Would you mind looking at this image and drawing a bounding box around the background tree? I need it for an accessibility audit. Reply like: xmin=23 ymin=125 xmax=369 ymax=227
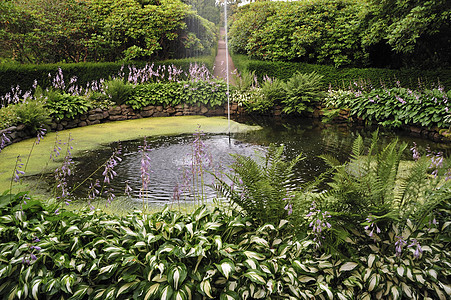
xmin=362 ymin=0 xmax=450 ymax=68
xmin=0 ymin=0 xmax=217 ymax=63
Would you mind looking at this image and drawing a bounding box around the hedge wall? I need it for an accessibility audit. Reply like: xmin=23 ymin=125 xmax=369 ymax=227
xmin=0 ymin=57 xmax=214 ymax=97
xmin=233 ymin=55 xmax=451 ymax=90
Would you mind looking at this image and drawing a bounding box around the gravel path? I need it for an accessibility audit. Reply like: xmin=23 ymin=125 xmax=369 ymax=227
xmin=213 ymin=28 xmax=236 ymax=85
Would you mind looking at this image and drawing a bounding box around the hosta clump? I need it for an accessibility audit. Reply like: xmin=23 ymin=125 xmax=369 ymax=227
xmin=334 ymin=85 xmax=451 ymax=129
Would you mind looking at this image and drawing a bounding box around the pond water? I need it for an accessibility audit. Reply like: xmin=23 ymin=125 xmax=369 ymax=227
xmin=59 ymin=117 xmax=450 ymax=209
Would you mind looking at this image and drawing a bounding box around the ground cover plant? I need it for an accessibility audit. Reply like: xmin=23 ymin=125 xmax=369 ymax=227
xmin=0 ymin=126 xmax=450 ymax=299
xmin=324 ymin=82 xmax=451 ymax=130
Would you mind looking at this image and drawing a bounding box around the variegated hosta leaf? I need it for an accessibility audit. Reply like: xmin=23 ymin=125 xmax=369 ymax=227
xmin=250 ymin=236 xmax=269 ymax=248
xmin=200 ymin=279 xmax=214 ymax=298
xmin=243 ymin=251 xmax=266 ymax=260
xmin=243 ymin=258 xmax=259 ymax=271
xmin=339 ymin=262 xmax=359 ymax=273
xmin=204 ymin=222 xmax=223 ymax=231
xmin=160 ymin=284 xmax=174 ymax=300
xmin=167 ymin=263 xmax=188 ymax=290
xmin=243 ymin=270 xmax=266 ymax=285
xmin=318 ymin=283 xmax=334 ymax=300
xmin=220 ymin=290 xmax=240 ymax=300
xmin=144 ymin=283 xmax=160 ymax=300
xmin=215 ymin=259 xmax=235 ymax=280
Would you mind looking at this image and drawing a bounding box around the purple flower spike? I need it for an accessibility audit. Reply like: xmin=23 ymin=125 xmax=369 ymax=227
xmin=408 ymin=239 xmax=423 ymax=259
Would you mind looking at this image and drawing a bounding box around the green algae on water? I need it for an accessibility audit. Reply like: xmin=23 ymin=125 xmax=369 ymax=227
xmin=0 ymin=116 xmax=260 ymax=192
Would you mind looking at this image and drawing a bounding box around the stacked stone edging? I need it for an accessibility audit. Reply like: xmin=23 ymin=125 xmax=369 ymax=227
xmin=0 ymin=103 xmax=248 ymax=147
xmin=1 ymin=104 xmax=450 ymax=149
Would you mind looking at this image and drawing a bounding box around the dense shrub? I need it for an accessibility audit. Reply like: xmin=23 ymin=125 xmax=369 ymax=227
xmin=234 ymin=56 xmax=451 ymax=90
xmin=230 ymin=0 xmax=369 ymax=67
xmin=43 ymin=92 xmax=91 ymax=121
xmin=281 ymin=72 xmax=325 ymax=114
xmin=103 ymin=78 xmax=133 ymax=106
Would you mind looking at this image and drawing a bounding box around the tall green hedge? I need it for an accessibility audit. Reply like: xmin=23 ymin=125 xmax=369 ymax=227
xmin=0 ymin=57 xmax=214 ymax=97
xmin=233 ymin=55 xmax=451 ymax=90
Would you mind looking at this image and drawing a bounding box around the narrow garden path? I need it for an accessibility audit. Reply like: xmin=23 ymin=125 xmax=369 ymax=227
xmin=213 ymin=28 xmax=236 ymax=85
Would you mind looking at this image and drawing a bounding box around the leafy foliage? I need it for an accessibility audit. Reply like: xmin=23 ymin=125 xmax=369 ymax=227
xmin=363 ymin=0 xmax=451 ymax=68
xmin=13 ymin=100 xmax=51 ymax=131
xmin=281 ymin=71 xmax=325 ymax=114
xmin=103 ymin=78 xmax=133 ymax=106
xmin=43 ymin=91 xmax=91 ymax=120
xmin=215 ymin=144 xmax=304 ymax=225
xmin=229 ymin=0 xmax=369 ymax=67
xmin=0 ymin=0 xmax=216 ymax=63
xmin=127 ymin=80 xmax=228 ymax=110
xmin=324 ymin=86 xmax=451 ymax=129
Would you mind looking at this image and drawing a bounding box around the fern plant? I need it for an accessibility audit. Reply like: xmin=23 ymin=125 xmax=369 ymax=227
xmin=103 ymin=78 xmax=133 ymax=106
xmin=282 ymin=71 xmax=325 ymax=114
xmin=215 ymin=144 xmax=304 ymax=225
xmin=316 ymin=130 xmax=450 ymax=229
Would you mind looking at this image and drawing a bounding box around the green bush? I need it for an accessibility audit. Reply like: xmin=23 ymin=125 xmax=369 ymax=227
xmin=324 ymin=87 xmax=451 ymax=129
xmin=13 ymin=100 xmax=51 ymax=131
xmin=229 ymin=1 xmax=368 ymax=67
xmin=0 ymin=105 xmax=18 ymax=130
xmin=103 ymin=78 xmax=133 ymax=106
xmin=127 ymin=80 xmax=228 ymax=110
xmin=215 ymin=144 xmax=304 ymax=225
xmin=282 ymin=72 xmax=325 ymax=114
xmin=43 ymin=92 xmax=91 ymax=121
xmin=232 ymin=54 xmax=451 ymax=90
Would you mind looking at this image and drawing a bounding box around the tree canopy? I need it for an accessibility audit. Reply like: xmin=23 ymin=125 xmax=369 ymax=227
xmin=229 ymin=0 xmax=450 ymax=69
xmin=0 ymin=0 xmax=219 ymax=63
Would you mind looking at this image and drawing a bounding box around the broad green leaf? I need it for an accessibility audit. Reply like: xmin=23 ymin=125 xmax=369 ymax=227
xmin=200 ymin=280 xmax=214 ymax=298
xmin=318 ymin=283 xmax=333 ymax=300
xmin=367 ymin=273 xmax=379 ymax=292
xmin=204 ymin=222 xmax=223 ymax=231
xmin=173 ymin=289 xmax=188 ymax=300
xmin=116 ymin=281 xmax=138 ymax=297
xmin=71 ymin=285 xmax=90 ymax=300
xmin=397 ymin=266 xmax=405 ymax=277
xmin=298 ymin=276 xmax=316 ymax=283
xmin=401 ymin=282 xmax=412 ymax=298
xmin=31 ymin=279 xmax=42 ymax=300
xmin=243 ymin=251 xmax=265 ymax=260
xmin=160 ymin=285 xmax=174 ymax=300
xmin=243 ymin=270 xmax=266 ymax=285
xmin=215 ymin=259 xmax=235 ymax=280
xmin=367 ymin=254 xmax=376 ymax=268
xmin=339 ymin=262 xmax=358 ymax=272
xmin=250 ymin=236 xmax=269 ymax=248
xmin=220 ymin=291 xmax=240 ymax=300
xmin=168 ymin=263 xmax=187 ymax=290
xmin=144 ymin=283 xmax=160 ymax=300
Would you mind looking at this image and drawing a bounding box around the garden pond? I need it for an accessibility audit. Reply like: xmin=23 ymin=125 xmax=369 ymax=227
xmin=53 ymin=117 xmax=451 ymax=210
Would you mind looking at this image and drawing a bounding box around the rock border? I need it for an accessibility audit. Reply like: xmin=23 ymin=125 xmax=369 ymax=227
xmin=1 ymin=103 xmax=450 ymax=149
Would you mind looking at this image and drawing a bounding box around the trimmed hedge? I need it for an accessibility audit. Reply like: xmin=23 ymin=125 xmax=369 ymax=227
xmin=233 ymin=55 xmax=451 ymax=90
xmin=0 ymin=57 xmax=215 ymax=97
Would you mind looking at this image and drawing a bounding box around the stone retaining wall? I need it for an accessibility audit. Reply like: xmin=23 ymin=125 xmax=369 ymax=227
xmin=0 ymin=103 xmax=247 ymax=147
xmin=1 ymin=104 xmax=450 ymax=149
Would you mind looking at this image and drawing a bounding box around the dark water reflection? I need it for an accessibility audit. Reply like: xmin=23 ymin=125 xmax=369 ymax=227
xmin=66 ymin=117 xmax=451 ymax=207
